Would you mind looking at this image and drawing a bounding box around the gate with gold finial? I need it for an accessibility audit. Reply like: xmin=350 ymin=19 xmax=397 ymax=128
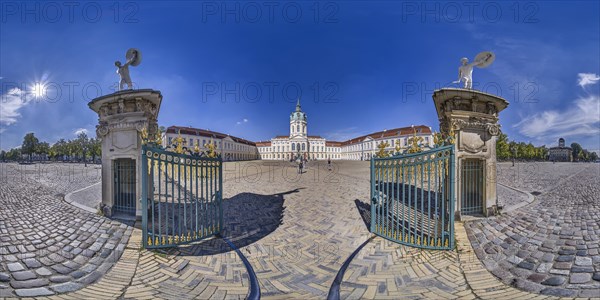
xmin=370 ymin=144 xmax=455 ymax=250
xmin=140 ymin=135 xmax=223 ymax=248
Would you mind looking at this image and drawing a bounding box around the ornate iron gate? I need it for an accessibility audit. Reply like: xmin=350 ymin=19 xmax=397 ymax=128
xmin=370 ymin=145 xmax=455 ymax=250
xmin=141 ymin=145 xmax=223 ymax=248
xmin=113 ymin=158 xmax=137 ymax=215
xmin=460 ymin=159 xmax=484 ymax=215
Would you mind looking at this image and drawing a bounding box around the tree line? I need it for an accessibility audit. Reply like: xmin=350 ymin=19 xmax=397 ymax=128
xmin=496 ymin=133 xmax=598 ymax=162
xmin=0 ymin=132 xmax=101 ymax=163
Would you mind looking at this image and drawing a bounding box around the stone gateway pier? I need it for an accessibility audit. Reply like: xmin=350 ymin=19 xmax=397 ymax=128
xmin=88 ymin=89 xmax=162 ymax=218
xmin=433 ymin=88 xmax=508 ymax=219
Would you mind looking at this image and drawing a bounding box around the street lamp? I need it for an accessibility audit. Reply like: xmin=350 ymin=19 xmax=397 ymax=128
xmin=83 ymin=145 xmax=89 ymax=167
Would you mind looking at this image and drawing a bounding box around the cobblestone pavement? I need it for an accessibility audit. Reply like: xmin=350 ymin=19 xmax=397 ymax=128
xmin=466 ymin=162 xmax=600 ymax=298
xmin=0 ymin=163 xmax=133 ymax=298
xmin=1 ymin=161 xmax=599 ymax=299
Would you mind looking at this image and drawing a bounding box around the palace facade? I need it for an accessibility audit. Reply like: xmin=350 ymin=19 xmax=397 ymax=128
xmin=164 ymin=100 xmax=434 ymax=161
xmin=163 ymin=126 xmax=259 ymax=161
xmin=548 ymin=138 xmax=573 ymax=162
xmin=256 ymin=100 xmax=434 ymax=161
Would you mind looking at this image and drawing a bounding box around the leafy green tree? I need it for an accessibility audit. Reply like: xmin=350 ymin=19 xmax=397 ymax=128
xmin=22 ymin=133 xmax=39 ymax=161
xmin=6 ymin=148 xmax=21 ymax=161
xmin=76 ymin=132 xmax=89 ymax=163
xmin=496 ymin=133 xmax=511 ymax=159
xmin=50 ymin=139 xmax=68 ymax=160
xmin=89 ymin=138 xmax=101 ymax=162
xmin=0 ymin=150 xmax=5 ymax=161
xmin=35 ymin=142 xmax=50 ymax=160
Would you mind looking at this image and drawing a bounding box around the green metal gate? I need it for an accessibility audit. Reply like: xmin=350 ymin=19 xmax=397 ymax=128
xmin=460 ymin=159 xmax=484 ymax=215
xmin=141 ymin=145 xmax=223 ymax=248
xmin=370 ymin=145 xmax=455 ymax=250
xmin=113 ymin=158 xmax=137 ymax=215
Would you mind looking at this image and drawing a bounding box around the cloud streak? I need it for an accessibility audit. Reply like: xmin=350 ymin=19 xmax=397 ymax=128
xmin=577 ymin=73 xmax=600 ymax=88
xmin=514 ymin=95 xmax=600 ymax=142
xmin=0 ymin=88 xmax=32 ymax=126
xmin=236 ymin=118 xmax=249 ymax=125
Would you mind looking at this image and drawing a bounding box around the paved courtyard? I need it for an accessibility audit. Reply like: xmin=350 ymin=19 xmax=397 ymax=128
xmin=0 ymin=164 xmax=133 ymax=297
xmin=466 ymin=162 xmax=600 ymax=298
xmin=0 ymin=161 xmax=599 ymax=299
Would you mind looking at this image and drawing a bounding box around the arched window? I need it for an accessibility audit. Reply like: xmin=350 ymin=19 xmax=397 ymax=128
xmin=302 ymin=143 xmax=305 ymax=150
xmin=297 ymin=124 xmax=300 ymax=132
xmin=292 ymin=143 xmax=295 ymax=151
xmin=297 ymin=143 xmax=301 ymax=151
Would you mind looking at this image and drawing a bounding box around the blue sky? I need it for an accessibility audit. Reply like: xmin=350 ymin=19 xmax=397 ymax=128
xmin=1 ymin=1 xmax=599 ymax=151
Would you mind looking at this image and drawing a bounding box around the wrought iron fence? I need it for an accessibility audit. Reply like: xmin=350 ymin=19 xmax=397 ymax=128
xmin=370 ymin=145 xmax=455 ymax=250
xmin=141 ymin=144 xmax=223 ymax=248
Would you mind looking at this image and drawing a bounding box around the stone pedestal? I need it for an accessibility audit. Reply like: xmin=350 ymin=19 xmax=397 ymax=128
xmin=433 ymin=88 xmax=508 ymax=219
xmin=88 ymin=89 xmax=162 ymax=218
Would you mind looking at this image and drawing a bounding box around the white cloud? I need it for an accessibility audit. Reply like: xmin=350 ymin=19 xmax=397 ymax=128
xmin=236 ymin=118 xmax=249 ymax=125
xmin=74 ymin=128 xmax=89 ymax=136
xmin=243 ymin=118 xmax=248 ymax=123
xmin=0 ymin=88 xmax=31 ymax=126
xmin=578 ymin=73 xmax=600 ymax=88
xmin=514 ymin=95 xmax=600 ymax=142
xmin=0 ymin=127 xmax=5 ymax=134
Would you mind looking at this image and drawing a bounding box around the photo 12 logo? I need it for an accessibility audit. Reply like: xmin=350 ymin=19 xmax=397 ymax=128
xmin=1 ymin=1 xmax=139 ymax=24
xmin=200 ymin=1 xmax=339 ymax=24
xmin=201 ymin=81 xmax=340 ymax=104
xmin=400 ymin=1 xmax=540 ymax=24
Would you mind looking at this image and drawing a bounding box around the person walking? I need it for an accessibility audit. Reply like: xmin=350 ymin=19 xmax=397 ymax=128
xmin=298 ymin=160 xmax=303 ymax=174
xmin=327 ymin=157 xmax=332 ymax=171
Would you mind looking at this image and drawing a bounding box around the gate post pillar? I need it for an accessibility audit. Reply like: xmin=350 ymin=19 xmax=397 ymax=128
xmin=432 ymin=89 xmax=508 ymax=219
xmin=88 ymin=90 xmax=162 ymax=218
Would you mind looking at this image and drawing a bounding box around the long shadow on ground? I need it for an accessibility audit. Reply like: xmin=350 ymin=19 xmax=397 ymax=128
xmin=354 ymin=199 xmax=371 ymax=230
xmin=158 ymin=189 xmax=299 ymax=256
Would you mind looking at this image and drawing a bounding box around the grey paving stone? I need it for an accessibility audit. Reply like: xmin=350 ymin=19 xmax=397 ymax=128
xmin=35 ymin=268 xmax=53 ymax=276
xmin=556 ymin=255 xmax=574 ymax=262
xmin=14 ymin=287 xmax=54 ymax=297
xmin=6 ymin=263 xmax=24 ymax=272
xmin=49 ymin=275 xmax=71 ymax=283
xmin=11 ymin=271 xmax=36 ymax=281
xmin=574 ymin=256 xmax=592 ymax=266
xmin=553 ymin=262 xmax=572 ymax=269
xmin=22 ymin=258 xmax=42 ymax=269
xmin=571 ymin=266 xmax=594 ymax=273
xmin=517 ymin=261 xmax=535 ymax=270
xmin=50 ymin=282 xmax=83 ymax=293
xmin=542 ymin=276 xmax=566 ymax=286
xmin=10 ymin=278 xmax=49 ymax=289
xmin=570 ymin=273 xmax=592 ymax=284
xmin=540 ymin=287 xmax=576 ymax=297
xmin=0 ymin=273 xmax=10 ymax=282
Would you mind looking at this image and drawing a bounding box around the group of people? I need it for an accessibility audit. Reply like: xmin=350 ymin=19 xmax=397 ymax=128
xmin=296 ymin=157 xmax=333 ymax=174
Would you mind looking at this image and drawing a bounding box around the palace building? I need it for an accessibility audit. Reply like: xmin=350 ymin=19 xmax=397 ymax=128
xmin=165 ymin=100 xmax=434 ymax=161
xmin=163 ymin=126 xmax=259 ymax=161
xmin=548 ymin=138 xmax=573 ymax=162
xmin=255 ymin=100 xmax=434 ymax=161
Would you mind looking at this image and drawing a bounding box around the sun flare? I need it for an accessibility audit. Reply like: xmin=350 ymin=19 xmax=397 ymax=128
xmin=31 ymin=82 xmax=46 ymax=98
